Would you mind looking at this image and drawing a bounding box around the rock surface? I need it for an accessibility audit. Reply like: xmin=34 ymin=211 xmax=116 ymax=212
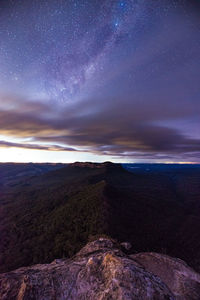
xmin=0 ymin=238 xmax=199 ymax=299
xmin=131 ymin=252 xmax=200 ymax=300
xmin=120 ymin=241 xmax=132 ymax=250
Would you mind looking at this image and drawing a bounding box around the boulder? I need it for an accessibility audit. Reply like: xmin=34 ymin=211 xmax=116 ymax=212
xmin=131 ymin=252 xmax=200 ymax=300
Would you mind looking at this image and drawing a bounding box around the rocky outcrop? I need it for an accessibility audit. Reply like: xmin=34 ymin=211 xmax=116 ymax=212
xmin=131 ymin=252 xmax=200 ymax=300
xmin=0 ymin=238 xmax=199 ymax=300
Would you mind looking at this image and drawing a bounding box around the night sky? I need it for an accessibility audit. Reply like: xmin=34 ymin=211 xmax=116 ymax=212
xmin=0 ymin=0 xmax=200 ymax=163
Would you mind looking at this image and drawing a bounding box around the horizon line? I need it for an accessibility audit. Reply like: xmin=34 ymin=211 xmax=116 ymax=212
xmin=0 ymin=161 xmax=199 ymax=165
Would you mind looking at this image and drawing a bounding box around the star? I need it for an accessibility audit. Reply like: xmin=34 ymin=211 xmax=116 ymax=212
xmin=114 ymin=21 xmax=119 ymax=27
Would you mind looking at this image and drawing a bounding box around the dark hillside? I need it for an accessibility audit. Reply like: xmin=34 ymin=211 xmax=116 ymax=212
xmin=0 ymin=163 xmax=109 ymax=272
xmin=0 ymin=163 xmax=65 ymax=188
xmin=0 ymin=162 xmax=200 ymax=273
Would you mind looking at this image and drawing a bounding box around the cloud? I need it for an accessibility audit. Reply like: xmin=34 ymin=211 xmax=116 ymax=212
xmin=0 ymin=93 xmax=199 ymax=162
xmin=0 ymin=140 xmax=79 ymax=152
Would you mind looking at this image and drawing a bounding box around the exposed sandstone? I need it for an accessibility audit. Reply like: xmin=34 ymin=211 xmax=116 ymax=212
xmin=131 ymin=252 xmax=200 ymax=300
xmin=0 ymin=238 xmax=198 ymax=300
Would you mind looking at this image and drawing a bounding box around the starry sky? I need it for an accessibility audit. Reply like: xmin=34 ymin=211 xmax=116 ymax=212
xmin=0 ymin=0 xmax=200 ymax=163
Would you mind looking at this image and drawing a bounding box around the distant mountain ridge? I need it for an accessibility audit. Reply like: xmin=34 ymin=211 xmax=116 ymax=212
xmin=0 ymin=163 xmax=65 ymax=187
xmin=0 ymin=162 xmax=200 ymax=274
xmin=69 ymin=161 xmax=121 ymax=168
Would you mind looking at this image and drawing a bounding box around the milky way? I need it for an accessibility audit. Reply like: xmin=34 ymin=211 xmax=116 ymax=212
xmin=0 ymin=0 xmax=200 ymax=162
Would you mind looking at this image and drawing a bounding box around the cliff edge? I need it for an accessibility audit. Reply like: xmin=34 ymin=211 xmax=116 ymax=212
xmin=0 ymin=238 xmax=200 ymax=300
